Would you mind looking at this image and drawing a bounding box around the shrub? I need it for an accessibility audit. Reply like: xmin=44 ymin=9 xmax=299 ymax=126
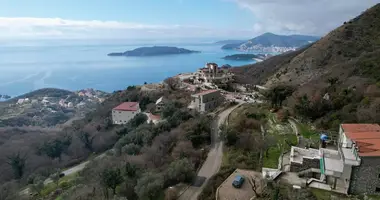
xmin=122 ymin=144 xmax=141 ymax=155
xmin=59 ymin=181 xmax=71 ymax=189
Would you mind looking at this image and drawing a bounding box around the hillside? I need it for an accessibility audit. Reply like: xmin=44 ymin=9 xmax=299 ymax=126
xmin=222 ymin=53 xmax=270 ymax=61
xmin=0 ymin=88 xmax=108 ymax=127
xmin=222 ymin=33 xmax=319 ymax=52
xmin=233 ymin=3 xmax=380 ymax=130
xmin=4 ymin=88 xmax=73 ymax=103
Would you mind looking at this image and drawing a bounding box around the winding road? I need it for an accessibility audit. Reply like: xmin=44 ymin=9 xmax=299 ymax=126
xmin=179 ymin=103 xmax=243 ymax=200
xmin=21 ymin=103 xmax=242 ymax=198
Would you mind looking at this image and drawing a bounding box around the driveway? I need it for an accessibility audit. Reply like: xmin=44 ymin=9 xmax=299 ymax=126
xmin=179 ymin=103 xmax=243 ymax=200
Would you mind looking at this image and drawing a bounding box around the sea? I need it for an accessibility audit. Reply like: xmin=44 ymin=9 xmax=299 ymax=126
xmin=0 ymin=39 xmax=260 ymax=97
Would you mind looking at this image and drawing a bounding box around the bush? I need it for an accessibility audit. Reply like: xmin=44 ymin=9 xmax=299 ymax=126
xmin=135 ymin=172 xmax=164 ymax=200
xmin=59 ymin=181 xmax=71 ymax=189
xmin=122 ymin=144 xmax=141 ymax=155
xmin=164 ymin=158 xmax=195 ymax=187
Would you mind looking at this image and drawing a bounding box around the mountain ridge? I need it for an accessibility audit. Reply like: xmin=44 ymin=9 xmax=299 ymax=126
xmin=222 ymin=32 xmax=319 ymax=52
xmin=233 ymin=3 xmax=380 ymax=129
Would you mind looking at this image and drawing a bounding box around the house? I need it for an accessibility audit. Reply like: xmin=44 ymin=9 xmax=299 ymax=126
xmin=155 ymin=96 xmax=167 ymax=112
xmin=339 ymin=124 xmax=380 ymax=194
xmin=112 ymin=102 xmax=141 ymax=124
xmin=67 ymin=102 xmax=74 ymax=108
xmin=78 ymin=92 xmax=85 ymax=97
xmin=193 ymin=63 xmax=234 ymax=85
xmin=146 ymin=113 xmax=161 ymax=124
xmin=287 ymin=123 xmax=380 ymax=195
xmin=16 ymin=99 xmax=25 ymax=104
xmin=189 ymin=90 xmax=223 ymax=112
xmin=59 ymin=99 xmax=66 ymax=107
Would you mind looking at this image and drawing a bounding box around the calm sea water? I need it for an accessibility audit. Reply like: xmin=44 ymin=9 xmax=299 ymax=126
xmin=0 ymin=39 xmax=258 ymax=97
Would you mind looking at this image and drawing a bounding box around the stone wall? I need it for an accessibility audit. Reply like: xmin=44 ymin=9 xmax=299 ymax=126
xmin=349 ymin=157 xmax=380 ymax=194
xmin=290 ymin=158 xmax=320 ymax=172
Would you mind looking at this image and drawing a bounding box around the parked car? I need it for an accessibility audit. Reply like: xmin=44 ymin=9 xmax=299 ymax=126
xmin=232 ymin=175 xmax=245 ymax=188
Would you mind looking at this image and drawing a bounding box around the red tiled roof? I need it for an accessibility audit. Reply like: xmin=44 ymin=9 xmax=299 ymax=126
xmin=344 ymin=126 xmax=380 ymax=156
xmin=113 ymin=102 xmax=139 ymax=111
xmin=353 ymin=139 xmax=380 ymax=156
xmin=193 ymin=89 xmax=219 ymax=96
xmin=149 ymin=113 xmax=161 ymax=121
xmin=341 ymin=124 xmax=380 ymax=133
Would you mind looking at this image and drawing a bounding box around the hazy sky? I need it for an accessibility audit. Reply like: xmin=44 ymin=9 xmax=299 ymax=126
xmin=0 ymin=0 xmax=379 ymax=39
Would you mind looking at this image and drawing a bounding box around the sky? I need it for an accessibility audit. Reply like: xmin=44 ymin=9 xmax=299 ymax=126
xmin=0 ymin=0 xmax=379 ymax=39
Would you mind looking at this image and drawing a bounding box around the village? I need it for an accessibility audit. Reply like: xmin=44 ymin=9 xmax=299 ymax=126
xmin=109 ymin=62 xmax=380 ymax=199
xmin=0 ymin=88 xmax=108 ymax=127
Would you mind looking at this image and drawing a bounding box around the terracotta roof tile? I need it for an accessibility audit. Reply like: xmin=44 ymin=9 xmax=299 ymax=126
xmin=341 ymin=124 xmax=380 ymax=133
xmin=344 ymin=125 xmax=380 ymax=156
xmin=113 ymin=102 xmax=139 ymax=111
xmin=149 ymin=113 xmax=161 ymax=121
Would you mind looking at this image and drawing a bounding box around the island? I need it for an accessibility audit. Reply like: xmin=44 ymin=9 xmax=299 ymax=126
xmin=108 ymin=46 xmax=200 ymax=57
xmin=222 ymin=54 xmax=272 ymax=61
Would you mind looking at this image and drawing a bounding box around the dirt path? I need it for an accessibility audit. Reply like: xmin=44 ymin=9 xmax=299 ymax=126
xmin=288 ymin=119 xmax=306 ymax=148
xmin=178 ymin=103 xmax=243 ymax=200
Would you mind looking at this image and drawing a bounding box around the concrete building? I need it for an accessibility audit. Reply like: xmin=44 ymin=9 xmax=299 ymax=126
xmin=339 ymin=124 xmax=380 ymax=194
xmin=189 ymin=90 xmax=223 ymax=112
xmin=17 ymin=99 xmax=25 ymax=104
xmin=287 ymin=123 xmax=380 ymax=195
xmin=155 ymin=96 xmax=167 ymax=112
xmin=112 ymin=102 xmax=141 ymax=124
xmin=193 ymin=63 xmax=234 ymax=85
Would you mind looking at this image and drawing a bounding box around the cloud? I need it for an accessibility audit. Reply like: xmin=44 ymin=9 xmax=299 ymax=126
xmin=233 ymin=0 xmax=380 ymax=36
xmin=0 ymin=17 xmax=253 ymax=39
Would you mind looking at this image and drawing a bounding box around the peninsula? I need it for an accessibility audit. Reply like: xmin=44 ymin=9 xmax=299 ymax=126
xmin=222 ymin=54 xmax=272 ymax=61
xmin=108 ymin=46 xmax=200 ymax=57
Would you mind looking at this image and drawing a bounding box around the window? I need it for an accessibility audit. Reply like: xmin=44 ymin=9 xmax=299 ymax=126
xmin=132 ymin=112 xmax=134 ymax=114
xmin=376 ymin=187 xmax=380 ymax=192
xmin=378 ymin=174 xmax=380 ymax=178
xmin=119 ymin=111 xmax=121 ymax=114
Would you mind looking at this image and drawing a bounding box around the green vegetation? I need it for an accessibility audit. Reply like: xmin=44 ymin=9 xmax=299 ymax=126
xmin=263 ymin=112 xmax=297 ymax=168
xmin=233 ymin=4 xmax=380 ymax=131
xmin=37 ymin=135 xmax=72 ymax=161
xmin=222 ymin=54 xmax=263 ymax=60
xmin=265 ymin=85 xmax=295 ymax=108
xmin=263 ymin=133 xmax=297 ymax=169
xmin=108 ymin=46 xmax=200 ymax=57
xmin=296 ymin=122 xmax=319 ymax=140
xmin=5 ymin=152 xmax=27 ymax=179
xmin=199 ymin=104 xmax=267 ymax=200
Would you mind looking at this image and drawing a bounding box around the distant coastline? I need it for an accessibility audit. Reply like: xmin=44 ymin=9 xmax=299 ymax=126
xmin=222 ymin=54 xmax=272 ymax=61
xmin=108 ymin=46 xmax=200 ymax=57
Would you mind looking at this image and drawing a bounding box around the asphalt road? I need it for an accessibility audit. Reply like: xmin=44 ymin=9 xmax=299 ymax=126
xmin=20 ymin=153 xmax=106 ymax=195
xmin=178 ymin=103 xmax=243 ymax=200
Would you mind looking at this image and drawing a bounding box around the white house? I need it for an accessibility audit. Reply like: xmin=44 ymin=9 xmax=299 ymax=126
xmin=155 ymin=96 xmax=167 ymax=112
xmin=17 ymin=99 xmax=25 ymax=104
xmin=112 ymin=102 xmax=141 ymax=124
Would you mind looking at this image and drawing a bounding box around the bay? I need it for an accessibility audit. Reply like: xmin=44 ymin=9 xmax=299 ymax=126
xmin=0 ymin=39 xmax=258 ymax=96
